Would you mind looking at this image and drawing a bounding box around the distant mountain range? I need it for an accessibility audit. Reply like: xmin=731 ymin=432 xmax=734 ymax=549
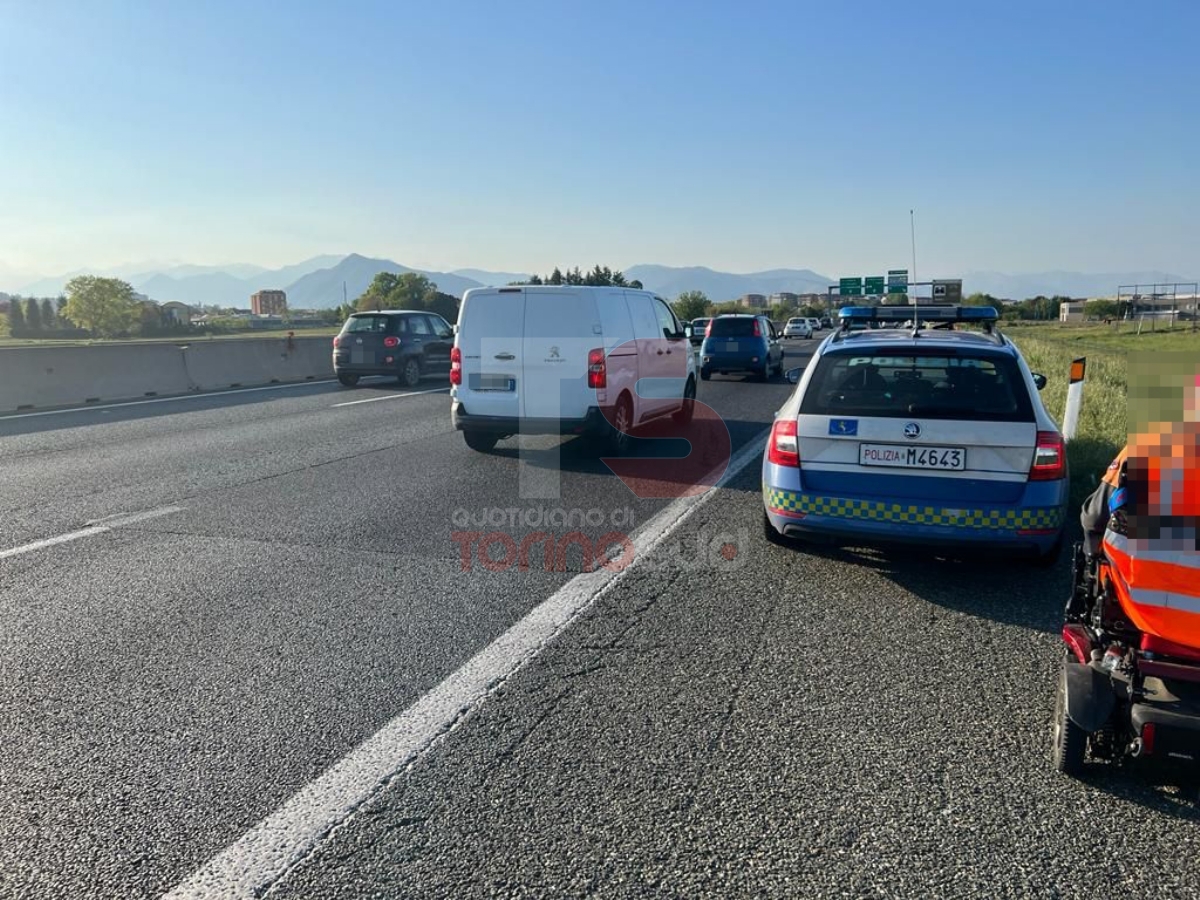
xmin=8 ymin=257 xmax=1194 ymax=308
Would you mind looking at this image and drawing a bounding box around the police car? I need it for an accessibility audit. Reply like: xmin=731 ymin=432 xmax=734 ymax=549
xmin=762 ymin=305 xmax=1068 ymax=563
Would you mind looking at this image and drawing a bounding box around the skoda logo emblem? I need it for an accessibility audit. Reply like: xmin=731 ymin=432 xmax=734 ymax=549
xmin=903 ymin=422 xmax=921 ymax=439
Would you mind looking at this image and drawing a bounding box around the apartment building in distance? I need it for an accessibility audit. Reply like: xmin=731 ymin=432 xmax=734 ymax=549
xmin=737 ymin=293 xmax=767 ymax=309
xmin=250 ymin=289 xmax=288 ymax=316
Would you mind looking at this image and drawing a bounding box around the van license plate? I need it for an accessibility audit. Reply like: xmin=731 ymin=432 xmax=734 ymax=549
xmin=859 ymin=443 xmax=965 ymax=471
xmin=472 ymin=374 xmax=515 ymax=392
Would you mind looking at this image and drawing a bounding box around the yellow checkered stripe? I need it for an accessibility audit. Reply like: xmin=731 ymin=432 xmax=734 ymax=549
xmin=764 ymin=488 xmax=1064 ymax=531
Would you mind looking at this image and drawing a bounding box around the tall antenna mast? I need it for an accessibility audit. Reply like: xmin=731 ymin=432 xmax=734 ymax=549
xmin=910 ymin=209 xmax=919 ymax=336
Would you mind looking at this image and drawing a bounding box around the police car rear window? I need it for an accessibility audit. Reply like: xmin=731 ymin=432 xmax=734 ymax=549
xmin=800 ymin=351 xmax=1034 ymax=422
xmin=709 ymin=318 xmax=757 ymax=337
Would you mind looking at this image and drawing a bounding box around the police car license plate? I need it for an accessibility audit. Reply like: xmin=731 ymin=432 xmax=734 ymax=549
xmin=859 ymin=443 xmax=965 ymax=471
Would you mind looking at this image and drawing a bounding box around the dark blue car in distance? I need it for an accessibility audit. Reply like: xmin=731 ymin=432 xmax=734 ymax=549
xmin=700 ymin=314 xmax=784 ymax=382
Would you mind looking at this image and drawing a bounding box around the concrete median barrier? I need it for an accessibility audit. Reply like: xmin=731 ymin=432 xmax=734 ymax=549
xmin=0 ymin=336 xmax=336 ymax=412
xmin=181 ymin=336 xmax=334 ymax=391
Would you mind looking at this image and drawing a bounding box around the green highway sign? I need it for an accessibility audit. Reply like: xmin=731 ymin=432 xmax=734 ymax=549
xmin=887 ymin=269 xmax=909 ymax=292
xmin=839 ymin=277 xmax=863 ymax=296
xmin=865 ymin=276 xmax=886 ymax=295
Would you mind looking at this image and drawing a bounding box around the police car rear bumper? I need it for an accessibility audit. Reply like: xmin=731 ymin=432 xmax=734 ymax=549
xmin=762 ymin=485 xmax=1064 ymax=556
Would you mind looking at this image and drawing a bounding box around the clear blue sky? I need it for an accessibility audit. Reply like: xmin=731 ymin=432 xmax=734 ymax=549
xmin=1 ymin=0 xmax=1197 ymax=282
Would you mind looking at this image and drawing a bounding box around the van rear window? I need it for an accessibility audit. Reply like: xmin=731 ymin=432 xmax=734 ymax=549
xmin=800 ymin=352 xmax=1034 ymax=421
xmin=709 ymin=318 xmax=757 ymax=337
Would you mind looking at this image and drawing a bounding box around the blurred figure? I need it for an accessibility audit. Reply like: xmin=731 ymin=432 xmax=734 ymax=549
xmin=1080 ymin=371 xmax=1200 ymax=647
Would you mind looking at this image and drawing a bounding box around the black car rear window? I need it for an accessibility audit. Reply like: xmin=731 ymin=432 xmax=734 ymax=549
xmin=344 ymin=315 xmax=402 ymax=334
xmin=800 ymin=351 xmax=1034 ymax=422
xmin=709 ymin=318 xmax=757 ymax=337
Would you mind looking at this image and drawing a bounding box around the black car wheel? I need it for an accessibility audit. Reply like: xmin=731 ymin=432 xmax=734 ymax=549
xmin=400 ymin=358 xmax=422 ymax=388
xmin=755 ymin=365 xmax=769 ymax=382
xmin=337 ymin=372 xmax=360 ymax=387
xmin=700 ymin=367 xmax=711 ymax=381
xmin=463 ymin=430 xmax=498 ymax=452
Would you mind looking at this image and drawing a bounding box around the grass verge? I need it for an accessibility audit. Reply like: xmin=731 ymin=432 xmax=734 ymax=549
xmin=1004 ymin=329 xmax=1127 ymax=512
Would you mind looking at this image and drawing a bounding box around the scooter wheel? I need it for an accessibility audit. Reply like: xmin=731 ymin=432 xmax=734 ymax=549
xmin=1052 ymin=657 xmax=1088 ymax=777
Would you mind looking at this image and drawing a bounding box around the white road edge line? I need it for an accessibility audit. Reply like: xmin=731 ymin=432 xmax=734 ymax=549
xmin=330 ymin=387 xmax=449 ymax=408
xmin=162 ymin=430 xmax=770 ymax=900
xmin=0 ymin=506 xmax=186 ymax=561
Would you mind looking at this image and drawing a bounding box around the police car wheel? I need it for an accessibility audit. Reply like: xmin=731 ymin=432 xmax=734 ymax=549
xmin=1031 ymin=535 xmax=1065 ymax=568
xmin=763 ymin=511 xmax=793 ymax=547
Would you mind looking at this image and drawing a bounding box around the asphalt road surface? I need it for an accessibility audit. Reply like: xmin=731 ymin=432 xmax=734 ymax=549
xmin=2 ymin=339 xmax=1198 ymax=900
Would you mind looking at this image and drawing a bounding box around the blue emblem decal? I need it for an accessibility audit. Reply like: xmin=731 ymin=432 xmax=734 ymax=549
xmin=829 ymin=418 xmax=858 ymax=436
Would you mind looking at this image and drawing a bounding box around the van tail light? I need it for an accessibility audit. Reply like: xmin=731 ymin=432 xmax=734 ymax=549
xmin=1029 ymin=431 xmax=1066 ymax=481
xmin=383 ymin=336 xmax=400 ymax=348
xmin=450 ymin=346 xmax=462 ymax=386
xmin=587 ymin=348 xmax=606 ymax=389
xmin=753 ymin=319 xmax=762 ymax=337
xmin=767 ymin=419 xmax=799 ymax=467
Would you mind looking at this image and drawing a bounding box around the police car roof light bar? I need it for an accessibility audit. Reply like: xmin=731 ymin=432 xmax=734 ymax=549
xmin=837 ymin=305 xmax=999 ymax=333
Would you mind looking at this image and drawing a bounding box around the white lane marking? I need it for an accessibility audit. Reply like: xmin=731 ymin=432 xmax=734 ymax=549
xmin=0 ymin=379 xmax=379 ymax=421
xmin=0 ymin=506 xmax=185 ymax=561
xmin=163 ymin=432 xmax=769 ymax=900
xmin=330 ymin=387 xmax=449 ymax=408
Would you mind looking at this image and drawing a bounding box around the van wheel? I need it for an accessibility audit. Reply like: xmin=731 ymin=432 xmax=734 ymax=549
xmin=400 ymin=358 xmax=422 ymax=388
xmin=463 ymin=430 xmax=498 ymax=453
xmin=673 ymin=378 xmax=696 ymax=425
xmin=606 ymin=396 xmax=634 ymax=457
xmin=337 ymin=373 xmax=360 ymax=387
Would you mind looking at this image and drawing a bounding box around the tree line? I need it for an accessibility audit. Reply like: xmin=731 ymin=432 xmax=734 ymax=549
xmin=353 ymin=271 xmax=459 ymax=322
xmin=511 ymin=265 xmax=643 ymax=289
xmin=2 ymin=295 xmax=71 ymax=336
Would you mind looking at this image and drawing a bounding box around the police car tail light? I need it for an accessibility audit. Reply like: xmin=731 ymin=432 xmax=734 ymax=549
xmin=587 ymin=348 xmax=606 ymax=389
xmin=1029 ymin=431 xmax=1066 ymax=481
xmin=768 ymin=419 xmax=799 ymax=467
xmin=450 ymin=346 xmax=462 ymax=386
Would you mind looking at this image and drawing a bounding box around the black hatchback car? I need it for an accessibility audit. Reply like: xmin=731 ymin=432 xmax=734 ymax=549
xmin=333 ymin=310 xmax=455 ymax=387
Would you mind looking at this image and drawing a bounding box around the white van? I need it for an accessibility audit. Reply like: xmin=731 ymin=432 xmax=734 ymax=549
xmin=450 ymin=286 xmax=698 ymax=453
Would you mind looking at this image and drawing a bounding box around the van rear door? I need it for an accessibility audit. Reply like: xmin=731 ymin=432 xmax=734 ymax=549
xmin=455 ymin=288 xmax=524 ymax=420
xmin=521 ymin=290 xmax=601 ymax=422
